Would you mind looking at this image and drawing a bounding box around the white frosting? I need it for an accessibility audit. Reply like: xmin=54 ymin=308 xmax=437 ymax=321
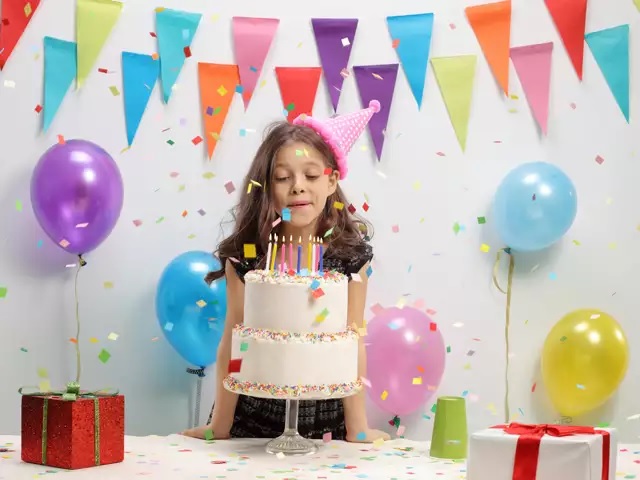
xmin=243 ymin=270 xmax=348 ymax=333
xmin=224 ymin=269 xmax=360 ymax=400
xmin=232 ymin=333 xmax=358 ymax=387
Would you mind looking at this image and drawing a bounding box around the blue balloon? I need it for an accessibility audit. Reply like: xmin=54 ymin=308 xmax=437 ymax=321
xmin=156 ymin=251 xmax=227 ymax=366
xmin=493 ymin=162 xmax=577 ymax=252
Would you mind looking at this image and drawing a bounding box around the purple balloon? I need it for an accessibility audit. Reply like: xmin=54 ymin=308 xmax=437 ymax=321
xmin=30 ymin=140 xmax=124 ymax=254
xmin=365 ymin=307 xmax=446 ymax=416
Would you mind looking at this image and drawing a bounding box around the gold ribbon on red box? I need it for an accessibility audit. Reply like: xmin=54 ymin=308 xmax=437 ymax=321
xmin=491 ymin=423 xmax=611 ymax=480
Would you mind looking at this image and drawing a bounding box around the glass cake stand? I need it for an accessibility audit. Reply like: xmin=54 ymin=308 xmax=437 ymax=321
xmin=265 ymin=399 xmax=319 ymax=456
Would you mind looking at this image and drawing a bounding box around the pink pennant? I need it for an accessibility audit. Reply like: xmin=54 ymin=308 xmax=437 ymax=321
xmin=510 ymin=42 xmax=553 ymax=135
xmin=232 ymin=17 xmax=279 ymax=110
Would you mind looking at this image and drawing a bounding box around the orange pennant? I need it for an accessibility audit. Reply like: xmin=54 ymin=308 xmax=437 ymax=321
xmin=197 ymin=63 xmax=239 ymax=159
xmin=465 ymin=0 xmax=511 ymax=95
xmin=275 ymin=67 xmax=322 ymax=122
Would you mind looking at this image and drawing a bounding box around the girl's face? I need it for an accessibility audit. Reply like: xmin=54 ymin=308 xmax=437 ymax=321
xmin=271 ymin=141 xmax=339 ymax=229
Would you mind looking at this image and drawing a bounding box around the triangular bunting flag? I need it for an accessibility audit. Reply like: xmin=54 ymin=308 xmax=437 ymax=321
xmin=198 ymin=63 xmax=240 ymax=159
xmin=585 ymin=25 xmax=630 ymax=122
xmin=156 ymin=8 xmax=201 ymax=103
xmin=352 ymin=64 xmax=399 ymax=160
xmin=431 ymin=56 xmax=477 ymax=151
xmin=510 ymin=42 xmax=553 ymax=134
xmin=634 ymin=0 xmax=640 ymax=11
xmin=76 ymin=0 xmax=123 ymax=88
xmin=386 ymin=13 xmax=434 ymax=108
xmin=544 ymin=0 xmax=587 ymax=79
xmin=311 ymin=18 xmax=358 ymax=112
xmin=43 ymin=37 xmax=77 ymax=132
xmin=465 ymin=1 xmax=511 ymax=95
xmin=275 ymin=67 xmax=322 ymax=122
xmin=232 ymin=17 xmax=279 ymax=110
xmin=122 ymin=52 xmax=160 ymax=146
xmin=0 ymin=0 xmax=41 ymax=69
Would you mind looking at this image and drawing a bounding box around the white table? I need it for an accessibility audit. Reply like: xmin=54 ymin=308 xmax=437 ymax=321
xmin=1 ymin=435 xmax=639 ymax=479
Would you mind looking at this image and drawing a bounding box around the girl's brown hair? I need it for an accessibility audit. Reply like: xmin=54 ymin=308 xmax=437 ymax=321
xmin=205 ymin=121 xmax=372 ymax=283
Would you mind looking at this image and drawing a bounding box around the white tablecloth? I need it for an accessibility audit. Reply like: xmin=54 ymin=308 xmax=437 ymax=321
xmin=1 ymin=435 xmax=639 ymax=479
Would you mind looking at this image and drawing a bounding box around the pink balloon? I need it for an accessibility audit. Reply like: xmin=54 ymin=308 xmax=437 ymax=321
xmin=365 ymin=307 xmax=445 ymax=416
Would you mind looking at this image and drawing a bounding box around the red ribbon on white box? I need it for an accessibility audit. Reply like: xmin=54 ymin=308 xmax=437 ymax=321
xmin=491 ymin=423 xmax=610 ymax=480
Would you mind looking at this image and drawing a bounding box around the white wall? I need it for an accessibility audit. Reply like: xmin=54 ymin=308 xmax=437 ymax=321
xmin=1 ymin=0 xmax=639 ymax=442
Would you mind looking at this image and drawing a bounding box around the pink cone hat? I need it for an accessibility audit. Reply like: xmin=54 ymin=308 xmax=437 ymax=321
xmin=292 ymin=100 xmax=380 ymax=179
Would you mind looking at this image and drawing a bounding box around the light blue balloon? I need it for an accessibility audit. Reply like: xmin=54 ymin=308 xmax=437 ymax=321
xmin=156 ymin=251 xmax=227 ymax=367
xmin=493 ymin=162 xmax=577 ymax=252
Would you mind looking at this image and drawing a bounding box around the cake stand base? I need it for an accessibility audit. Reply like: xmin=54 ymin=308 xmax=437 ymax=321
xmin=265 ymin=399 xmax=319 ymax=456
xmin=265 ymin=431 xmax=319 ymax=456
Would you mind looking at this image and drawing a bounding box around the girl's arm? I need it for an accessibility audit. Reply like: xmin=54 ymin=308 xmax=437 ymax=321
xmin=342 ymin=263 xmax=390 ymax=443
xmin=210 ymin=259 xmax=245 ymax=436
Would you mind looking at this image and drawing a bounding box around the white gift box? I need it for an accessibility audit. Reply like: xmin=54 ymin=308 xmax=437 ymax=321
xmin=467 ymin=425 xmax=617 ymax=480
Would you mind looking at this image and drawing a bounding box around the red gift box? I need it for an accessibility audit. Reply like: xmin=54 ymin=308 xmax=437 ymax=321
xmin=21 ymin=385 xmax=124 ymax=470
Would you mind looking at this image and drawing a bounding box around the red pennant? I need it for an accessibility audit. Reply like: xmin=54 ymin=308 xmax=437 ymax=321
xmin=0 ymin=0 xmax=41 ymax=69
xmin=275 ymin=67 xmax=322 ymax=122
xmin=544 ymin=0 xmax=587 ymax=79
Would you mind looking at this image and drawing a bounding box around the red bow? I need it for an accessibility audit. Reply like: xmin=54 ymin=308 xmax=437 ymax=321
xmin=491 ymin=423 xmax=610 ymax=480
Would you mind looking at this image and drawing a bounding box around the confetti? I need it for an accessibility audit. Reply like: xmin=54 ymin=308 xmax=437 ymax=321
xmin=4 ymin=79 xmax=15 ymax=88
xmin=281 ymin=208 xmax=291 ymax=221
xmin=477 ymin=216 xmax=486 ymax=224
xmin=480 ymin=243 xmax=490 ymax=253
xmin=164 ymin=322 xmax=174 ymax=332
xmin=334 ymin=201 xmax=344 ymax=210
xmin=98 ymin=349 xmax=111 ymax=363
xmin=0 ymin=287 xmax=7 ymax=299
xmin=224 ymin=181 xmax=236 ymax=194
xmin=103 ymin=281 xmax=113 ymax=289
xmin=397 ymin=425 xmax=406 ymax=436
xmin=595 ymin=155 xmax=605 ymax=165
xmin=323 ymin=227 xmax=334 ymax=237
xmin=191 ymin=136 xmax=203 ymax=145
xmin=183 ymin=46 xmax=192 ymax=57
xmin=392 ymin=225 xmax=399 ymax=233
xmin=39 ymin=380 xmax=51 ymax=392
xmin=217 ymin=85 xmax=227 ymax=96
xmin=204 ymin=429 xmax=214 ymax=441
xmin=412 ymin=377 xmax=422 ymax=385
xmin=108 ymin=86 xmax=120 ymax=96
xmin=323 ymin=432 xmax=332 ymax=443
xmin=244 ymin=244 xmax=257 ymax=258
xmin=37 ymin=367 xmax=48 ymax=378
xmin=362 ymin=202 xmax=370 ymax=212
xmin=341 ymin=37 xmax=351 ymax=46
xmin=89 ymin=337 xmax=98 ymax=344
xmin=240 ymin=342 xmax=249 ymax=352
xmin=380 ymin=390 xmax=389 ymax=401
xmin=34 ymin=104 xmax=43 ymax=113
xmin=429 ymin=322 xmax=437 ymax=331
xmin=391 ymin=38 xmax=400 ymax=48
xmin=276 ymin=452 xmax=285 ymax=459
xmin=356 ymin=431 xmax=367 ymax=441
xmin=132 ymin=219 xmax=143 ymax=227
xmin=108 ymin=332 xmax=119 ymax=341
xmin=196 ymin=299 xmax=207 ymax=308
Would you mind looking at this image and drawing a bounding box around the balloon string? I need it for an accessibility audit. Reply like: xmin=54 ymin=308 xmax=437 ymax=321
xmin=74 ymin=255 xmax=87 ymax=384
xmin=492 ymin=249 xmax=515 ymax=424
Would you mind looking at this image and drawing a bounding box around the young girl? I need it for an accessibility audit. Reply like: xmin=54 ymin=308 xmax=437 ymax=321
xmin=183 ymin=101 xmax=390 ymax=443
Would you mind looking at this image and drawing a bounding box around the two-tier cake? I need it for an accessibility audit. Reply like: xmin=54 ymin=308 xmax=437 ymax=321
xmin=223 ymin=269 xmax=362 ymax=400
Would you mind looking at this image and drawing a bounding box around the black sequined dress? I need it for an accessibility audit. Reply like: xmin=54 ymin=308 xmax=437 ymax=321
xmin=207 ymin=242 xmax=373 ymax=440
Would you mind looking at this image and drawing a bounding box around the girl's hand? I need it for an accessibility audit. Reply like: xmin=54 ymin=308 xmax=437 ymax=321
xmin=346 ymin=428 xmax=391 ymax=443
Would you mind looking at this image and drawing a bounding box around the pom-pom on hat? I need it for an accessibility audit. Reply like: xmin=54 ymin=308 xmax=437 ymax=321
xmin=292 ymin=100 xmax=380 ymax=180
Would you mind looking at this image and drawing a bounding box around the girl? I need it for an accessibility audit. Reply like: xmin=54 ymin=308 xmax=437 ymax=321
xmin=183 ymin=101 xmax=390 ymax=443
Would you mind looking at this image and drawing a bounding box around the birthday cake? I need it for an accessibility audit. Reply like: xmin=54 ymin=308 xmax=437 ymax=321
xmin=223 ymin=268 xmax=362 ymax=400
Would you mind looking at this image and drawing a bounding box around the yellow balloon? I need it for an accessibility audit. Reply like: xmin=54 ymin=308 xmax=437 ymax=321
xmin=541 ymin=309 xmax=628 ymax=417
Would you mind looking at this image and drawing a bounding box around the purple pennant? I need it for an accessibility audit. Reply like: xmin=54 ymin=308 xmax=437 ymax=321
xmin=353 ymin=64 xmax=399 ymax=160
xmin=311 ymin=18 xmax=358 ymax=112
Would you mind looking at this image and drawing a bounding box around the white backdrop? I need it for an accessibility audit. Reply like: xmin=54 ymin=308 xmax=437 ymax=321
xmin=0 ymin=0 xmax=639 ymax=442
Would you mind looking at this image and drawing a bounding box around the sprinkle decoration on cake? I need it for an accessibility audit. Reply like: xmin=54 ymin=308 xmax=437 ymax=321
xmin=223 ymin=375 xmax=363 ymax=399
xmin=233 ymin=324 xmax=359 ymax=343
xmin=244 ymin=268 xmax=346 ymax=285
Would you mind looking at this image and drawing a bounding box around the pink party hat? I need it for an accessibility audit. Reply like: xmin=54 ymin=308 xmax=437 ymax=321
xmin=292 ymin=100 xmax=380 ymax=179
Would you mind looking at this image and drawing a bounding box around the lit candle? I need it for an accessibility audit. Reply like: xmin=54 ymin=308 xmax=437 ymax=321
xmin=315 ymin=237 xmax=321 ymax=272
xmin=297 ymin=236 xmax=302 ymax=273
xmin=319 ymin=238 xmax=324 ymax=273
xmin=311 ymin=236 xmax=316 ymax=275
xmin=280 ymin=235 xmax=286 ymax=273
xmin=270 ymin=238 xmax=278 ymax=272
xmin=265 ymin=233 xmax=273 ymax=271
xmin=307 ymin=234 xmax=312 ymax=272
xmin=289 ymin=235 xmax=293 ymax=273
